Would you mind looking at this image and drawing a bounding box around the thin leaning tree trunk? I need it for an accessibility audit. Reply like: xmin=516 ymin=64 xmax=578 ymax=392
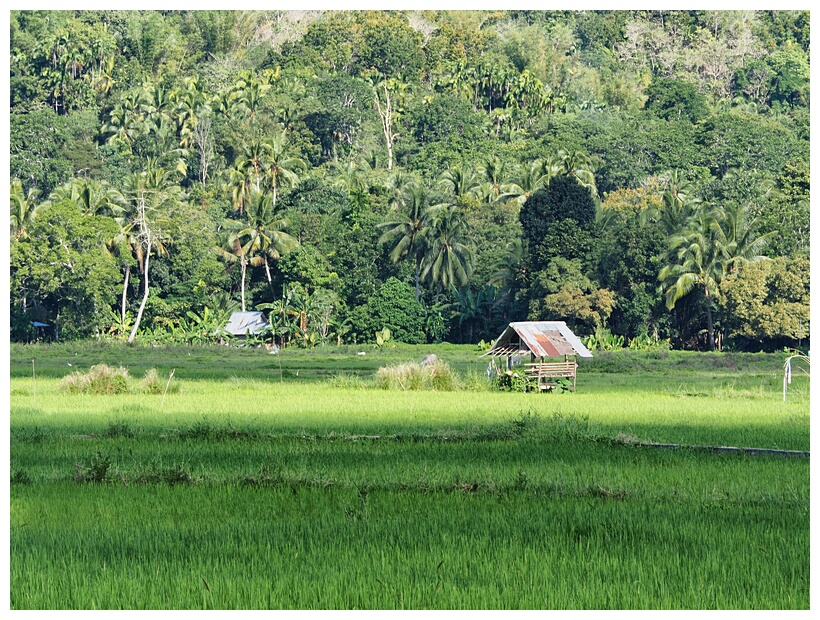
xmin=264 ymin=257 xmax=274 ymax=290
xmin=240 ymin=256 xmax=247 ymax=312
xmin=375 ymin=82 xmax=395 ymax=171
xmin=127 ymin=231 xmax=151 ymax=344
xmin=128 ymin=191 xmax=152 ymax=345
xmin=121 ymin=264 xmax=130 ymax=324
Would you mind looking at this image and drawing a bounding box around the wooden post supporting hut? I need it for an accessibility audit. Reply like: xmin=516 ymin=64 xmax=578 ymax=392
xmin=483 ymin=321 xmax=593 ymax=391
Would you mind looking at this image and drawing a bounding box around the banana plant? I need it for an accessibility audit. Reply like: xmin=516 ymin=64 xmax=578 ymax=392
xmin=106 ymin=307 xmax=134 ymax=340
xmin=184 ymin=306 xmax=231 ymax=344
xmin=375 ymin=327 xmax=392 ymax=348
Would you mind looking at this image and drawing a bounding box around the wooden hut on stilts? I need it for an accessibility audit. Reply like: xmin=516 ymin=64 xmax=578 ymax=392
xmin=483 ymin=321 xmax=593 ymax=391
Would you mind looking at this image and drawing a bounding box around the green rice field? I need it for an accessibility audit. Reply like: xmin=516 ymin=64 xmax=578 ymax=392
xmin=9 ymin=343 xmax=811 ymax=609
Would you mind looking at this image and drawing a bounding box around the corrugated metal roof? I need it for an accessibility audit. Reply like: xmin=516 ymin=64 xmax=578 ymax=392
xmin=224 ymin=311 xmax=269 ymax=336
xmin=485 ymin=322 xmax=593 ymax=359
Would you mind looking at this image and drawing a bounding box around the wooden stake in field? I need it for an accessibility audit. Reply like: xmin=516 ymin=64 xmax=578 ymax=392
xmin=32 ymin=359 xmax=36 ymax=407
xmin=162 ymin=369 xmax=176 ymax=409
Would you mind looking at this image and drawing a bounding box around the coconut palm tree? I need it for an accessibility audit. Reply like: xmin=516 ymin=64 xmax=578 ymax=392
xmin=47 ymin=178 xmax=126 ymax=218
xmin=712 ymin=202 xmax=774 ymax=272
xmin=478 ymin=155 xmax=513 ymax=203
xmin=377 ymin=181 xmax=446 ymax=300
xmin=141 ymin=82 xmax=174 ymax=124
xmin=645 ymin=171 xmax=702 ymax=237
xmin=264 ymin=132 xmax=305 ymax=210
xmin=502 ymin=160 xmax=550 ymax=205
xmin=104 ymin=213 xmax=138 ymax=327
xmin=541 ymin=154 xmax=563 ymax=186
xmin=659 ymin=206 xmax=727 ymax=351
xmin=489 ymin=237 xmax=525 ymax=293
xmin=556 ymin=149 xmax=598 ymax=198
xmin=240 ymin=139 xmax=273 ymax=194
xmin=101 ymin=90 xmax=146 ymax=153
xmin=225 ymin=159 xmax=254 ymax=215
xmin=211 ymin=88 xmax=239 ymax=119
xmin=213 ymin=224 xmax=263 ymax=313
xmin=420 ymin=204 xmax=474 ymax=297
xmin=235 ymin=74 xmax=270 ymax=121
xmin=331 ymin=159 xmax=367 ymax=195
xmin=439 ymin=163 xmax=481 ymax=201
xmin=10 ymin=181 xmax=41 ymax=239
xmin=237 ymin=189 xmax=299 ymax=286
xmin=171 ymin=76 xmax=207 ymax=150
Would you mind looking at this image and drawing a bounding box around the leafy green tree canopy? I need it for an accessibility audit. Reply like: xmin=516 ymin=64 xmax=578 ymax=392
xmin=721 ymin=255 xmax=809 ymax=349
xmin=644 ymin=77 xmax=709 ymax=123
xmin=350 ymin=276 xmax=426 ymax=344
xmin=519 ymin=175 xmax=596 ymax=271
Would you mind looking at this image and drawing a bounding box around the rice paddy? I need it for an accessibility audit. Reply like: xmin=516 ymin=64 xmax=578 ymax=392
xmin=9 ymin=343 xmax=810 ymax=609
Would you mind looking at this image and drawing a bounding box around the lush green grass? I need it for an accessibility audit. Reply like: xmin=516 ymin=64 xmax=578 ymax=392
xmin=11 ymin=479 xmax=808 ymax=609
xmin=10 ymin=374 xmax=809 ymax=449
xmin=9 ymin=344 xmax=810 ymax=609
xmin=10 ymin=341 xmax=797 ymax=382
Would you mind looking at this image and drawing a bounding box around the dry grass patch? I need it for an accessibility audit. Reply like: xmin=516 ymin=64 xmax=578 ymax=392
xmin=59 ymin=364 xmax=130 ymax=394
xmin=375 ymin=360 xmax=457 ymax=391
xmin=57 ymin=364 xmax=178 ymax=395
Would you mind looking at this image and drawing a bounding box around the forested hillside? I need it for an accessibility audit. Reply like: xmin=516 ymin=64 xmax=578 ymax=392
xmin=9 ymin=10 xmax=810 ymax=350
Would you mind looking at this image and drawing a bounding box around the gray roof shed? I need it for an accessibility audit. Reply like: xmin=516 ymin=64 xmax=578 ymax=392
xmin=223 ymin=311 xmax=269 ymax=337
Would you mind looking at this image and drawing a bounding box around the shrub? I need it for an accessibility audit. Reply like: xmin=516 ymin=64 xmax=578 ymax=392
xmin=376 ymin=362 xmax=423 ymax=390
xmin=583 ymin=327 xmax=624 ymax=351
xmin=495 ymin=369 xmax=531 ymax=392
xmin=628 ymin=333 xmax=671 ymax=352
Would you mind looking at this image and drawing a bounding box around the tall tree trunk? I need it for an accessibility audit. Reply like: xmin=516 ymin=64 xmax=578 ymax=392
xmin=121 ymin=264 xmax=130 ymax=324
xmin=240 ymin=256 xmax=247 ymax=312
xmin=128 ymin=192 xmax=151 ymax=345
xmin=264 ymin=257 xmax=273 ymax=288
xmin=374 ymin=82 xmax=395 ymax=171
xmin=127 ymin=234 xmax=150 ymax=344
xmin=704 ymin=286 xmax=715 ymax=351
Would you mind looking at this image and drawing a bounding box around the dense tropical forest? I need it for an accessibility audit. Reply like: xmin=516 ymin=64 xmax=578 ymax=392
xmin=9 ymin=9 xmax=810 ymax=351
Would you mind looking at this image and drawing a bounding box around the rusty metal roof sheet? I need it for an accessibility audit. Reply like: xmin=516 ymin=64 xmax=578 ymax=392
xmin=484 ymin=322 xmax=593 ymax=359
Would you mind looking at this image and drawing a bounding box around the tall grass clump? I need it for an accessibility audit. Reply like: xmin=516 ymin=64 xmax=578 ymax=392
xmin=57 ymin=365 xmax=178 ymax=396
xmin=58 ymin=364 xmax=130 ymax=394
xmin=139 ymin=368 xmax=180 ymax=395
xmin=375 ymin=361 xmax=456 ymax=391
